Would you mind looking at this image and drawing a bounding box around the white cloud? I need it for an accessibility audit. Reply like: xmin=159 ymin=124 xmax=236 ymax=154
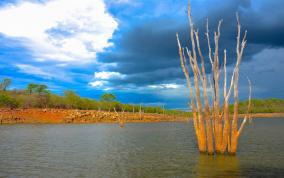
xmin=94 ymin=71 xmax=126 ymax=80
xmin=156 ymin=85 xmax=188 ymax=99
xmin=15 ymin=64 xmax=72 ymax=81
xmin=16 ymin=64 xmax=53 ymax=79
xmin=106 ymin=82 xmax=188 ymax=99
xmin=115 ymin=0 xmax=130 ymax=3
xmin=148 ymin=83 xmax=180 ymax=89
xmin=0 ymin=0 xmax=118 ymax=63
xmin=89 ymin=71 xmax=126 ymax=89
xmin=89 ymin=80 xmax=106 ymax=87
xmin=107 ymin=0 xmax=132 ymax=4
xmin=145 ymin=83 xmax=189 ymax=99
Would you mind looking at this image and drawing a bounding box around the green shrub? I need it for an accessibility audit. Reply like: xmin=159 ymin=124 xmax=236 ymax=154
xmin=0 ymin=92 xmax=19 ymax=108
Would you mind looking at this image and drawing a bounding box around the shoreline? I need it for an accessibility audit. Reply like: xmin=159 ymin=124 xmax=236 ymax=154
xmin=0 ymin=108 xmax=284 ymax=124
xmin=0 ymin=108 xmax=187 ymax=124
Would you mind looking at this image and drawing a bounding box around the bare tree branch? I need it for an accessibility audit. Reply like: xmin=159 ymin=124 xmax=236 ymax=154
xmin=206 ymin=18 xmax=213 ymax=66
xmin=223 ymin=49 xmax=227 ymax=98
xmin=237 ymin=78 xmax=252 ymax=137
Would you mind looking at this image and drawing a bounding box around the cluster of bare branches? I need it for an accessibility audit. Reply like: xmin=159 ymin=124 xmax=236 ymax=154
xmin=176 ymin=0 xmax=252 ymax=155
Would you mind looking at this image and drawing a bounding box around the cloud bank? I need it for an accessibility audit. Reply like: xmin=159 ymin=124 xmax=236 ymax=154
xmin=0 ymin=0 xmax=118 ymax=63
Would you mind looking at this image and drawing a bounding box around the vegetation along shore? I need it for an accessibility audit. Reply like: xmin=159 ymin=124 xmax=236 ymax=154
xmin=0 ymin=78 xmax=284 ymax=124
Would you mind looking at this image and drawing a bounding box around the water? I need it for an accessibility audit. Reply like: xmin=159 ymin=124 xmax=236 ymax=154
xmin=0 ymin=119 xmax=284 ymax=178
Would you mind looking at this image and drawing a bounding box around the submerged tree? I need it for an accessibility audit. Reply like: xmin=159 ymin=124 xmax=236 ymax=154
xmin=176 ymin=0 xmax=252 ymax=155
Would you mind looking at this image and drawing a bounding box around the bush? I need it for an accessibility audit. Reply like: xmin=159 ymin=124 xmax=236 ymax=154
xmin=0 ymin=92 xmax=19 ymax=108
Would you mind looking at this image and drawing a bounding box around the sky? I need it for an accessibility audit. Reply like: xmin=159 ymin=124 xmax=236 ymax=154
xmin=0 ymin=0 xmax=283 ymax=110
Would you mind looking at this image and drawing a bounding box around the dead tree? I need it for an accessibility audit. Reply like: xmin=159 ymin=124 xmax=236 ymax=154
xmin=176 ymin=0 xmax=251 ymax=155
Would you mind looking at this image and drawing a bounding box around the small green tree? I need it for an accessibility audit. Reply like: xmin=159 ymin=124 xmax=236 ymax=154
xmin=100 ymin=93 xmax=116 ymax=102
xmin=27 ymin=83 xmax=38 ymax=94
xmin=0 ymin=92 xmax=19 ymax=108
xmin=64 ymin=90 xmax=82 ymax=109
xmin=36 ymin=84 xmax=48 ymax=94
xmin=0 ymin=78 xmax=12 ymax=91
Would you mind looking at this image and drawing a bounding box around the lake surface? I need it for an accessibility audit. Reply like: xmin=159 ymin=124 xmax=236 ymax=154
xmin=0 ymin=119 xmax=284 ymax=178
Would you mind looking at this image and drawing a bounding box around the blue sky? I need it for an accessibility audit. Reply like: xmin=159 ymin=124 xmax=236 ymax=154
xmin=0 ymin=0 xmax=283 ymax=110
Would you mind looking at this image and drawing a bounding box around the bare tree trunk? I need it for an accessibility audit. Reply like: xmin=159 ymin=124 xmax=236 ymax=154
xmin=177 ymin=0 xmax=249 ymax=155
xmin=221 ymin=49 xmax=232 ymax=153
xmin=194 ymin=31 xmax=214 ymax=154
xmin=177 ymin=34 xmax=202 ymax=151
xmin=211 ymin=20 xmax=223 ymax=153
xmin=187 ymin=2 xmax=207 ymax=153
xmin=228 ymin=14 xmax=247 ymax=154
xmin=139 ymin=103 xmax=142 ymax=120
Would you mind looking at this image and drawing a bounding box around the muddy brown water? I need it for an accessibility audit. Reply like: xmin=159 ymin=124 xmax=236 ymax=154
xmin=0 ymin=118 xmax=284 ymax=177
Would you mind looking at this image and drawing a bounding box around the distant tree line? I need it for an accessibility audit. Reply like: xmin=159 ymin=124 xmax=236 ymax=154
xmin=0 ymin=78 xmax=190 ymax=116
xmin=232 ymin=98 xmax=284 ymax=113
xmin=1 ymin=78 xmax=283 ymax=114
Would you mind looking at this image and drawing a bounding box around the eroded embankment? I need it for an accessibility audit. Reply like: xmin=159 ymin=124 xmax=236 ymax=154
xmin=0 ymin=109 xmax=283 ymax=124
xmin=0 ymin=109 xmax=187 ymax=124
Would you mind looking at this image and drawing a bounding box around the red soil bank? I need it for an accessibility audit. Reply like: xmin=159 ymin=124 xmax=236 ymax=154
xmin=0 ymin=109 xmax=283 ymax=124
xmin=0 ymin=108 xmax=187 ymax=124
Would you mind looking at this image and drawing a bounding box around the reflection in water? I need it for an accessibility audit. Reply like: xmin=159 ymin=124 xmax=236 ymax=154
xmin=195 ymin=154 xmax=240 ymax=178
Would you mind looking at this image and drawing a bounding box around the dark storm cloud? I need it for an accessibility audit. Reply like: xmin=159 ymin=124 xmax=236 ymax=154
xmin=99 ymin=0 xmax=284 ymax=87
xmin=207 ymin=0 xmax=284 ymax=47
xmin=117 ymin=67 xmax=183 ymax=86
xmin=99 ymin=18 xmax=186 ymax=74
